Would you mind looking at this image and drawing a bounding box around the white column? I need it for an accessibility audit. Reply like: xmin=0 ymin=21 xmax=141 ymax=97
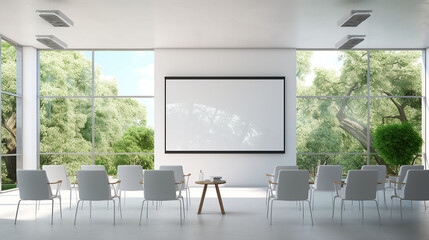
xmin=425 ymin=48 xmax=429 ymax=169
xmin=22 ymin=47 xmax=38 ymax=169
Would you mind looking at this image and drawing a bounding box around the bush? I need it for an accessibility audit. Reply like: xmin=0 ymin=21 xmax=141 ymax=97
xmin=373 ymin=122 xmax=423 ymax=172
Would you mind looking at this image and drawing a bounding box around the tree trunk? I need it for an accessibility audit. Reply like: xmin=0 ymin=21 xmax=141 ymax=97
xmin=1 ymin=113 xmax=17 ymax=182
xmin=335 ymin=84 xmax=394 ymax=173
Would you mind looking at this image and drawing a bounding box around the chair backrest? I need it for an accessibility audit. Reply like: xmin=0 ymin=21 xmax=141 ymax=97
xmin=276 ymin=170 xmax=310 ymax=201
xmin=77 ymin=170 xmax=111 ymax=201
xmin=273 ymin=165 xmax=299 ymax=182
xmin=344 ymin=170 xmax=378 ymax=200
xmin=17 ymin=170 xmax=52 ymax=200
xmin=159 ymin=165 xmax=185 ymax=190
xmin=402 ymin=170 xmax=429 ymax=200
xmin=361 ymin=165 xmax=386 ymax=190
xmin=81 ymin=165 xmax=106 ymax=171
xmin=117 ymin=165 xmax=143 ymax=191
xmin=42 ymin=165 xmax=72 ymax=190
xmin=397 ymin=165 xmax=424 ymax=189
xmin=143 ymin=170 xmax=177 ymax=201
xmin=314 ymin=165 xmax=343 ymax=191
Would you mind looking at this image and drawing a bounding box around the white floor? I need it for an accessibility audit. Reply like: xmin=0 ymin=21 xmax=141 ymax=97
xmin=0 ymin=187 xmax=428 ymax=240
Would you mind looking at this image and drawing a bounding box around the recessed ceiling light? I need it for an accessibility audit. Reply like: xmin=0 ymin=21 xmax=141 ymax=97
xmin=36 ymin=10 xmax=74 ymax=27
xmin=36 ymin=35 xmax=67 ymax=49
xmin=335 ymin=35 xmax=366 ymax=49
xmin=338 ymin=10 xmax=372 ymax=27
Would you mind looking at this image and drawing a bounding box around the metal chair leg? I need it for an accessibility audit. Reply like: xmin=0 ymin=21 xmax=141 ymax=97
xmin=270 ymin=199 xmax=274 ymax=225
xmin=74 ymin=200 xmax=81 ymax=225
xmin=332 ymin=196 xmax=337 ymax=219
xmin=59 ymin=196 xmax=62 ymax=218
xmin=112 ymin=199 xmax=116 ymax=225
xmin=139 ymin=200 xmax=145 ymax=225
xmin=179 ymin=199 xmax=182 ymax=225
xmin=375 ymin=200 xmax=381 ymax=224
xmin=361 ymin=201 xmax=364 ymax=221
xmin=51 ymin=199 xmax=54 ymax=225
xmin=340 ymin=199 xmax=344 ymax=224
xmin=400 ymin=200 xmax=403 ymax=223
xmin=307 ymin=200 xmax=314 ymax=225
xmin=14 ymin=200 xmax=21 ymax=225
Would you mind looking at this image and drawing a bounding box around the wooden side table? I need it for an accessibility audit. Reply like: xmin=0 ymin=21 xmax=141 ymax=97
xmin=195 ymin=180 xmax=226 ymax=214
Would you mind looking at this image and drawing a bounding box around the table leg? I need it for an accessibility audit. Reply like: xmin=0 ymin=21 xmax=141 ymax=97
xmin=215 ymin=184 xmax=225 ymax=214
xmin=197 ymin=184 xmax=208 ymax=214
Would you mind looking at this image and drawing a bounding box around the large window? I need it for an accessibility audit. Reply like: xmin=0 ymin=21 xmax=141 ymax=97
xmin=1 ymin=37 xmax=22 ymax=191
xmin=297 ymin=50 xmax=424 ymax=175
xmin=39 ymin=50 xmax=154 ymax=175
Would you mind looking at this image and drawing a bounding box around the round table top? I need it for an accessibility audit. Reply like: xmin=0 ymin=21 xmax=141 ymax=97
xmin=195 ymin=180 xmax=226 ymax=185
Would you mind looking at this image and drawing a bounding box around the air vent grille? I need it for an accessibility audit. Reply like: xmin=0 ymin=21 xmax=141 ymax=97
xmin=36 ymin=10 xmax=73 ymax=27
xmin=335 ymin=35 xmax=365 ymax=49
xmin=36 ymin=35 xmax=67 ymax=49
xmin=338 ymin=10 xmax=372 ymax=27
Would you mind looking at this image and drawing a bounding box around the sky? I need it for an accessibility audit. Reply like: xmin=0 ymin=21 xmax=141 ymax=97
xmin=83 ymin=51 xmax=155 ymax=128
xmin=302 ymin=51 xmax=343 ymax=86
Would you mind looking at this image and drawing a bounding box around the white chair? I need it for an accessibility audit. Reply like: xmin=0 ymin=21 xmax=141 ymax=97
xmin=15 ymin=170 xmax=62 ymax=225
xmin=268 ymin=169 xmax=313 ymax=225
xmin=74 ymin=170 xmax=121 ymax=225
xmin=139 ymin=170 xmax=185 ymax=225
xmin=117 ymin=165 xmax=144 ymax=204
xmin=388 ymin=165 xmax=424 ymax=190
xmin=391 ymin=170 xmax=429 ymax=222
xmin=332 ymin=170 xmax=381 ymax=224
xmin=159 ymin=165 xmax=191 ymax=209
xmin=311 ymin=165 xmax=343 ymax=209
xmin=42 ymin=165 xmax=76 ymax=209
xmin=81 ymin=165 xmax=106 ymax=170
xmin=265 ymin=165 xmax=299 ymax=205
xmin=361 ymin=165 xmax=387 ymax=208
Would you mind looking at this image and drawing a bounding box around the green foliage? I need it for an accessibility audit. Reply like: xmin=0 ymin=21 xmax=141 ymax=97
xmin=296 ymin=50 xmax=423 ymax=173
xmin=374 ymin=122 xmax=423 ymax=171
xmin=37 ymin=50 xmax=154 ymax=174
xmin=96 ymin=126 xmax=154 ymax=175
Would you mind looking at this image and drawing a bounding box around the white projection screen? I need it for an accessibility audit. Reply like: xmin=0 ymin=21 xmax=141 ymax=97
xmin=165 ymin=76 xmax=285 ymax=153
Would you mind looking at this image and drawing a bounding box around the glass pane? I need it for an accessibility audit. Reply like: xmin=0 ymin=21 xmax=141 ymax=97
xmin=297 ymin=97 xmax=367 ymax=153
xmin=370 ymin=50 xmax=423 ymax=96
xmin=39 ymin=98 xmax=92 ymax=153
xmin=94 ymin=98 xmax=154 ymax=153
xmin=297 ymin=154 xmax=366 ymax=177
xmin=1 ymin=94 xmax=17 ymax=154
xmin=94 ymin=154 xmax=154 ymax=175
xmin=39 ymin=51 xmax=92 ymax=96
xmin=370 ymin=97 xmax=422 ymax=153
xmin=2 ymin=155 xmax=17 ymax=190
xmin=94 ymin=51 xmax=154 ymax=96
xmin=297 ymin=51 xmax=367 ymax=96
xmin=40 ymin=154 xmax=92 ymax=176
xmin=1 ymin=40 xmax=17 ymax=93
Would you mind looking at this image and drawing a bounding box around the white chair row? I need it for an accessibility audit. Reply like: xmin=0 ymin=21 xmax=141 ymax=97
xmin=15 ymin=165 xmax=190 ymax=225
xmin=265 ymin=164 xmax=429 ymax=224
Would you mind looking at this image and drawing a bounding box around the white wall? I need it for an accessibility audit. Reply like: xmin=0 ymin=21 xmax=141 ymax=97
xmin=155 ymin=49 xmax=296 ymax=186
xmin=22 ymin=47 xmax=38 ymax=170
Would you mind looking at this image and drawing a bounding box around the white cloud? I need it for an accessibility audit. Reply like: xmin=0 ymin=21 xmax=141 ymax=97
xmin=137 ymin=64 xmax=154 ymax=96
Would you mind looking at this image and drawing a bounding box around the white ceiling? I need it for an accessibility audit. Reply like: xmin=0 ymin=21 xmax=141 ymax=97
xmin=1 ymin=0 xmax=428 ymax=49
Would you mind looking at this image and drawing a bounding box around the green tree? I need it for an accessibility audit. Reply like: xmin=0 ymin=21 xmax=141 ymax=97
xmin=374 ymin=122 xmax=422 ymax=173
xmin=297 ymin=50 xmax=423 ymax=174
xmin=39 ymin=51 xmax=153 ymax=175
xmin=1 ymin=40 xmax=18 ymax=182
